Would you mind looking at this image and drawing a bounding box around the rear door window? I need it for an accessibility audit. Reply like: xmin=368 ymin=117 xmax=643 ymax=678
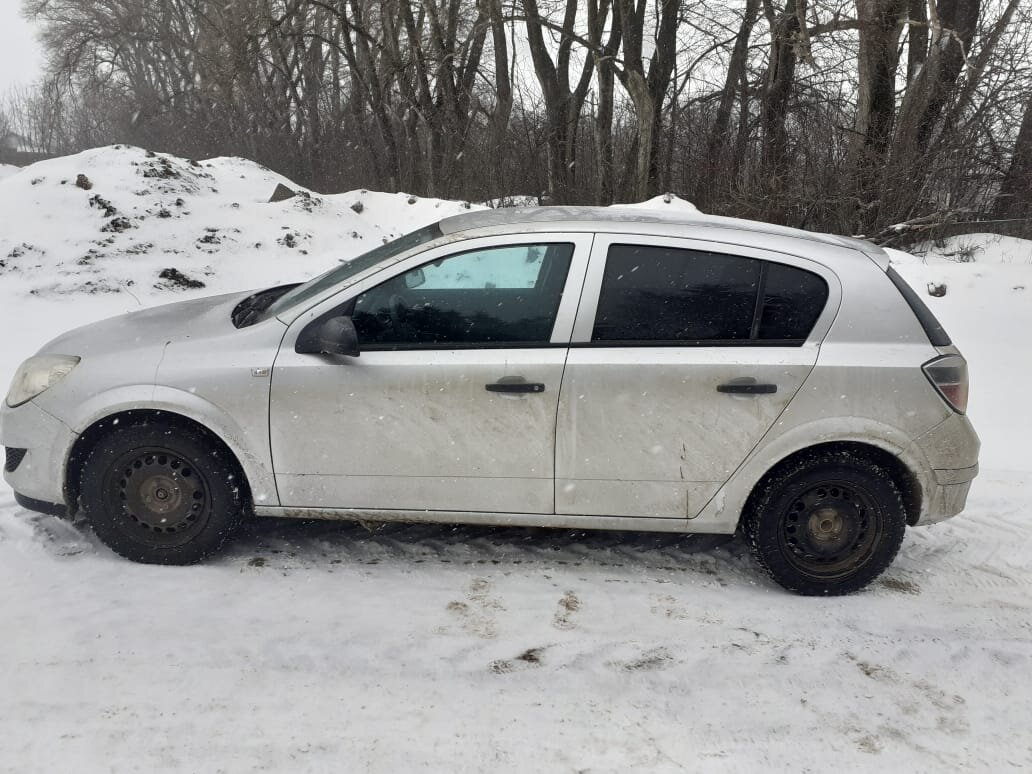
xmin=592 ymin=244 xmax=828 ymax=344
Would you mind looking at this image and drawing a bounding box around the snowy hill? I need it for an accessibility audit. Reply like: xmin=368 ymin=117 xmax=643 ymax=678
xmin=0 ymin=145 xmax=478 ymax=299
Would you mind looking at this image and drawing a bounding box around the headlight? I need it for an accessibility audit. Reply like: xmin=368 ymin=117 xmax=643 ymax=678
xmin=6 ymin=355 xmax=80 ymax=407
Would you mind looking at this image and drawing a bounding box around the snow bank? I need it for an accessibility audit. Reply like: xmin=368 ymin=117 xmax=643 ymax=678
xmin=0 ymin=145 xmax=479 ymax=300
xmin=621 ymin=193 xmax=700 ymax=213
xmin=905 ymin=232 xmax=1032 ymax=265
xmin=481 ymin=194 xmax=540 ymax=208
xmin=886 ymin=237 xmax=1032 ymax=471
xmin=0 ymin=163 xmax=20 ymax=180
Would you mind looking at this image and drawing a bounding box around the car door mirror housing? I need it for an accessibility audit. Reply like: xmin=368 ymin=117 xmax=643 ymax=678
xmin=297 ymin=315 xmax=360 ymax=357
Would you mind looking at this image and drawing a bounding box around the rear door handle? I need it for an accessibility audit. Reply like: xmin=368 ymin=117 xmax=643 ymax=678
xmin=486 ymin=381 xmax=546 ymax=394
xmin=717 ymin=381 xmax=778 ymax=395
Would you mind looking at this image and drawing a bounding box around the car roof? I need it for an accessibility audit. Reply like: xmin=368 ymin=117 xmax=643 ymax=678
xmin=438 ymin=206 xmax=889 ymax=270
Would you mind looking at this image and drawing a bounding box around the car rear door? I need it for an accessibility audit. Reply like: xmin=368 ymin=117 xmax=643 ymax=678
xmin=555 ymin=233 xmax=837 ymax=520
xmin=270 ymin=232 xmax=592 ymax=514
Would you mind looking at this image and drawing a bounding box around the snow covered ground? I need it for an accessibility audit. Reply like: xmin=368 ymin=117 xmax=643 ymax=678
xmin=1 ymin=149 xmax=1031 ymax=772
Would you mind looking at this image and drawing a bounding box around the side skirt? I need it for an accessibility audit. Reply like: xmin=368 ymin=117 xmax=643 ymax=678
xmin=253 ymin=506 xmax=736 ymax=535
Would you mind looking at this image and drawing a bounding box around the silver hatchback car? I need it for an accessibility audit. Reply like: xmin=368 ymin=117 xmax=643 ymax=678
xmin=2 ymin=207 xmax=978 ymax=594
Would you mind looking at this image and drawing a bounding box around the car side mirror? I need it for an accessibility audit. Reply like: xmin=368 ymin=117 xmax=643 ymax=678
xmin=297 ymin=315 xmax=360 ymax=357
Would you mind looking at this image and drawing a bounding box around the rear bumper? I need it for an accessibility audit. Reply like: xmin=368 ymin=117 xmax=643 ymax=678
xmin=934 ymin=464 xmax=978 ymax=486
xmin=0 ymin=399 xmax=74 ymax=508
xmin=912 ymin=413 xmax=979 ymax=526
xmin=914 ymin=465 xmax=977 ymax=526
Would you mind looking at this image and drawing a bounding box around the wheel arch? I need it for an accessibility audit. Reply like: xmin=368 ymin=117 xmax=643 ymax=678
xmin=740 ymin=441 xmax=923 ymax=529
xmin=65 ymin=409 xmax=254 ymax=515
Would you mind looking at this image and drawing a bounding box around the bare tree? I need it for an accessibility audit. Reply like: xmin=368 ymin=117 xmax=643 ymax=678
xmin=844 ymin=0 xmax=908 ymax=231
xmin=994 ymin=90 xmax=1032 ymax=222
xmin=759 ymin=0 xmax=806 ymax=193
xmin=699 ymin=0 xmax=761 ymax=205
xmin=521 ymin=0 xmax=601 ymax=203
xmin=611 ymin=0 xmax=678 ymax=201
xmin=11 ymin=0 xmax=1030 ymax=242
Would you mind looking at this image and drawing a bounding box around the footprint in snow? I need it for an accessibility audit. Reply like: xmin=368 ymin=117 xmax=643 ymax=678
xmin=552 ymin=590 xmax=581 ymax=630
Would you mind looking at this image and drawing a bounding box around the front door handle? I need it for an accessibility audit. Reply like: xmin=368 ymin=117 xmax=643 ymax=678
xmin=717 ymin=381 xmax=778 ymax=395
xmin=486 ymin=377 xmax=546 ymax=394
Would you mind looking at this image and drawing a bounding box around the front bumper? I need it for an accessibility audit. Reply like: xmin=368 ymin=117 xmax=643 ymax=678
xmin=0 ymin=399 xmax=75 ymax=508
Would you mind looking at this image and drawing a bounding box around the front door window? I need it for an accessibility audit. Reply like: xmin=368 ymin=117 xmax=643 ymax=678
xmin=351 ymin=243 xmax=575 ymax=348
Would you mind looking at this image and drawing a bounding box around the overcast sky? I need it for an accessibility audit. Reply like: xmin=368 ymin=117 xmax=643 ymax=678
xmin=1 ymin=1 xmax=43 ymax=94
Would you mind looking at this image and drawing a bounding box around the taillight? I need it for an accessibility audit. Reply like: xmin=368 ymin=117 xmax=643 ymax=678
xmin=923 ymin=355 xmax=968 ymax=413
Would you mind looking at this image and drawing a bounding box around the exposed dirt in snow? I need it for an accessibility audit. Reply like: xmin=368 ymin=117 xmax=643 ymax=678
xmin=1 ymin=149 xmax=1031 ymax=771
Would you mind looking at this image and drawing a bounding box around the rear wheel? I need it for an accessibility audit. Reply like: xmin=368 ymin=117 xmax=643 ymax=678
xmin=79 ymin=422 xmax=244 ymax=564
xmin=743 ymin=451 xmax=906 ymax=595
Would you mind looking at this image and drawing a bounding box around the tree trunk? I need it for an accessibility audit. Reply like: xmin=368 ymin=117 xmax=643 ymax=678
xmin=703 ymin=0 xmax=760 ymax=201
xmin=906 ymin=0 xmax=928 ymax=83
xmin=893 ymin=0 xmax=981 ymax=153
xmin=994 ymin=93 xmax=1032 ymax=221
xmin=589 ymin=0 xmax=620 ymax=204
xmin=522 ymin=0 xmax=574 ymax=202
xmin=594 ymin=58 xmax=617 ymax=204
xmin=845 ymin=0 xmax=908 ymax=231
xmin=487 ymin=0 xmax=512 ymax=149
xmin=853 ymin=0 xmax=907 ymax=155
xmin=883 ymin=0 xmax=981 ymax=220
xmin=643 ymin=0 xmax=678 ymax=198
xmin=522 ymin=0 xmax=599 ymax=203
xmin=623 ymin=70 xmax=654 ymax=201
xmin=760 ymin=0 xmax=804 ymax=189
xmin=614 ymin=0 xmax=677 ymax=202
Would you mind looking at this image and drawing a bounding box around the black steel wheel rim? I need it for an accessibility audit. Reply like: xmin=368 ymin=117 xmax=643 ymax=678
xmin=104 ymin=446 xmax=212 ymax=547
xmin=776 ymin=479 xmax=883 ymax=579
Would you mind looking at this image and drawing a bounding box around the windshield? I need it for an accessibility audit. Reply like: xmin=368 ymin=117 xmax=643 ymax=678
xmin=259 ymin=223 xmax=443 ymax=321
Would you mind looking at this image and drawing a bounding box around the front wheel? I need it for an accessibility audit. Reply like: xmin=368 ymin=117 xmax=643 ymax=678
xmin=79 ymin=422 xmax=244 ymax=564
xmin=742 ymin=451 xmax=906 ymax=595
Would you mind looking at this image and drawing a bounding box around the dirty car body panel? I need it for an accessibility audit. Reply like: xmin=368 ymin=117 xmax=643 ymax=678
xmin=1 ymin=206 xmax=979 ymax=592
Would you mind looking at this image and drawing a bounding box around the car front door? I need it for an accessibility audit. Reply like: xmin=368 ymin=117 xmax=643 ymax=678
xmin=270 ymin=233 xmax=592 ymax=514
xmin=555 ymin=234 xmax=838 ymax=520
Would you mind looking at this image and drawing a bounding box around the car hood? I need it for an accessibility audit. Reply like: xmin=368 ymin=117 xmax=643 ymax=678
xmin=40 ymin=290 xmax=252 ymax=359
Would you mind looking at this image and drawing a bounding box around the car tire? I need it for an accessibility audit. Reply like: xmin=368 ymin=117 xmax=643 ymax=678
xmin=79 ymin=422 xmax=244 ymax=564
xmin=742 ymin=451 xmax=906 ymax=596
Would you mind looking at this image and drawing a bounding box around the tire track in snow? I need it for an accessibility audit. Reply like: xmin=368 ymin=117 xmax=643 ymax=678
xmin=4 ymin=471 xmax=1030 ymax=600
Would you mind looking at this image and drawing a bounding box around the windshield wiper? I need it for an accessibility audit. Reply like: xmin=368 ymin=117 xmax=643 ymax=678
xmin=232 ymin=283 xmax=301 ymax=328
